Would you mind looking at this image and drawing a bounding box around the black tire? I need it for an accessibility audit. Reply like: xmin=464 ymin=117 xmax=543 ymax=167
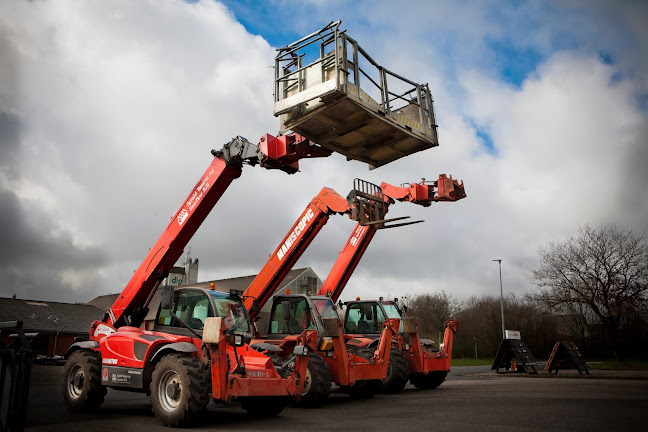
xmin=62 ymin=351 xmax=107 ymax=411
xmin=409 ymin=370 xmax=448 ymax=390
xmin=380 ymin=348 xmax=409 ymax=394
xmin=150 ymin=353 xmax=210 ymax=427
xmin=240 ymin=396 xmax=289 ymax=417
xmin=344 ymin=378 xmax=381 ymax=399
xmin=341 ymin=347 xmax=380 ymax=399
xmin=293 ymin=353 xmax=331 ymax=407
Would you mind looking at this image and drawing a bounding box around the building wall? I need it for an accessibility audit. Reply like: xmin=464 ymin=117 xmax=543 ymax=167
xmin=47 ymin=334 xmax=77 ymax=357
xmin=1 ymin=332 xmax=79 ymax=358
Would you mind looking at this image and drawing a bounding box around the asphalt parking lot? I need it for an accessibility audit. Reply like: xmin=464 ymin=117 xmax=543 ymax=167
xmin=25 ymin=364 xmax=648 ymax=432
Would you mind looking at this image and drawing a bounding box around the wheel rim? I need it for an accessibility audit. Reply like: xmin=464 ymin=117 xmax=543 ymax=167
xmin=158 ymin=370 xmax=182 ymax=412
xmin=302 ymin=368 xmax=312 ymax=396
xmin=385 ymin=362 xmax=393 ymax=381
xmin=67 ymin=364 xmax=84 ymax=399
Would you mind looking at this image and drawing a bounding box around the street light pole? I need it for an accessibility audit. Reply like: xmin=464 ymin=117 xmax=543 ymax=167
xmin=493 ymin=259 xmax=505 ymax=339
xmin=474 ymin=336 xmax=478 ymax=360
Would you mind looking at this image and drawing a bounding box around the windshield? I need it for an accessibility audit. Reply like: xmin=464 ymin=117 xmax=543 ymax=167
xmin=344 ymin=302 xmax=385 ymax=334
xmin=208 ymin=292 xmax=250 ymax=333
xmin=312 ymin=298 xmax=340 ymax=320
xmin=269 ymin=297 xmax=318 ymax=335
xmin=382 ymin=303 xmax=401 ymax=319
xmin=156 ymin=289 xmax=250 ymax=333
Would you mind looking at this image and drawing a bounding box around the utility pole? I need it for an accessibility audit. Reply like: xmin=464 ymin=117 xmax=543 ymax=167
xmin=493 ymin=259 xmax=505 ymax=339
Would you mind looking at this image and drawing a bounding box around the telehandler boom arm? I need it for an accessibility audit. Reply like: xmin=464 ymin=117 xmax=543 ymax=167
xmin=318 ymin=175 xmax=466 ymax=302
xmin=243 ymin=178 xmax=427 ymax=323
xmin=104 ymin=134 xmax=331 ymax=329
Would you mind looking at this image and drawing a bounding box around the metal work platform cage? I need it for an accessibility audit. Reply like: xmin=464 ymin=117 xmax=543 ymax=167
xmin=274 ymin=21 xmax=439 ymax=169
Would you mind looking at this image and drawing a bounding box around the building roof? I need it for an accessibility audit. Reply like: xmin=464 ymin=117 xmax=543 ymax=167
xmin=0 ymin=268 xmax=319 ymax=336
xmin=86 ymin=293 xmax=119 ymax=314
xmin=188 ymin=267 xmax=311 ymax=293
xmin=87 ymin=267 xmax=315 ymax=315
xmin=0 ymin=297 xmax=103 ymax=335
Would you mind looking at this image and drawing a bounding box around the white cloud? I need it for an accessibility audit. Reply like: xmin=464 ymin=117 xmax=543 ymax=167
xmin=0 ymin=0 xmax=646 ymax=310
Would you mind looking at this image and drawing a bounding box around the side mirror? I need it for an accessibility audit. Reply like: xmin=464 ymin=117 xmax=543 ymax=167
xmin=251 ymin=298 xmax=260 ymax=313
xmin=161 ymin=285 xmax=174 ymax=310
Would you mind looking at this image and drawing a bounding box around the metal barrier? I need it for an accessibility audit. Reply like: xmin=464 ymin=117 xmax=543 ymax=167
xmin=0 ymin=321 xmax=32 ymax=432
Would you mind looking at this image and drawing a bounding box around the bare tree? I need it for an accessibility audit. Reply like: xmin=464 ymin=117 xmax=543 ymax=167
xmin=406 ymin=291 xmax=460 ymax=342
xmin=529 ymin=224 xmax=648 ymax=361
xmin=454 ymin=296 xmax=502 ymax=358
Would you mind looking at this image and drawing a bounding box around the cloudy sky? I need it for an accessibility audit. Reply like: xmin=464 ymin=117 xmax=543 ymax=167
xmin=1 ymin=0 xmax=646 ymax=307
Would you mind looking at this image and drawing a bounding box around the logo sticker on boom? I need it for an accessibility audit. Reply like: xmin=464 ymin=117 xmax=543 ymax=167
xmin=276 ymin=209 xmax=315 ymax=261
xmin=177 ymin=209 xmax=189 ymax=226
xmin=93 ymin=324 xmax=116 ymax=338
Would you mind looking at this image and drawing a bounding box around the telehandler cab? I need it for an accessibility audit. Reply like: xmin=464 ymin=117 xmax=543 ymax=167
xmin=320 ymin=177 xmax=465 ymax=393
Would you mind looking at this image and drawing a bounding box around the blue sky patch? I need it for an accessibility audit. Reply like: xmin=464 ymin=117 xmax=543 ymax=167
xmin=486 ymin=39 xmax=543 ymax=88
xmin=215 ymin=0 xmax=303 ymax=47
xmin=468 ymin=119 xmax=496 ymax=155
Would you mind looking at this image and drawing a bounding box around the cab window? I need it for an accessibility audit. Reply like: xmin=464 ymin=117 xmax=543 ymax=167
xmin=312 ymin=299 xmax=340 ymax=320
xmin=211 ymin=296 xmax=250 ymax=333
xmin=158 ymin=290 xmax=213 ymax=330
xmin=381 ymin=303 xmax=404 ymax=333
xmin=344 ymin=303 xmax=385 ymax=333
xmin=269 ymin=298 xmax=316 ymax=334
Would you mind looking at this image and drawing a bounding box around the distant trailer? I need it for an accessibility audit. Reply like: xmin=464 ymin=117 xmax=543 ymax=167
xmin=274 ymin=21 xmax=439 ymax=169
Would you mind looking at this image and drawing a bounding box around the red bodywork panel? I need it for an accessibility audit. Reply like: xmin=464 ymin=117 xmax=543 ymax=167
xmin=100 ymin=327 xmax=194 ymax=369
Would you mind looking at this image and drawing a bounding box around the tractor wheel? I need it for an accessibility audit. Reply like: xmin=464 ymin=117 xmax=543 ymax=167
xmin=240 ymin=396 xmax=289 ymax=417
xmin=293 ymin=353 xmax=331 ymax=407
xmin=341 ymin=347 xmax=381 ymax=399
xmin=62 ymin=351 xmax=107 ymax=411
xmin=150 ymin=353 xmax=210 ymax=427
xmin=380 ymin=348 xmax=409 ymax=394
xmin=409 ymin=370 xmax=448 ymax=390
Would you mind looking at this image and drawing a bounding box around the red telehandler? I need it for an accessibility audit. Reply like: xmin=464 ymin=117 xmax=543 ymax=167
xmin=320 ymin=177 xmax=465 ymax=393
xmin=61 ymin=134 xmax=344 ymax=427
xmin=241 ymin=180 xmax=406 ymax=405
xmin=241 ymin=177 xmax=461 ymax=405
